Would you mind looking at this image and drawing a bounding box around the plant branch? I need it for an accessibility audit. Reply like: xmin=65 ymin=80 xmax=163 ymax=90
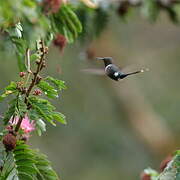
xmin=15 ymin=40 xmax=47 ymax=132
xmin=14 ymin=116 xmax=23 ymax=132
xmin=26 ymin=40 xmax=46 ymax=99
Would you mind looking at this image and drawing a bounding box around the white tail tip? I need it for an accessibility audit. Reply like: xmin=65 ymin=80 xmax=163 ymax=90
xmin=140 ymin=68 xmax=149 ymax=73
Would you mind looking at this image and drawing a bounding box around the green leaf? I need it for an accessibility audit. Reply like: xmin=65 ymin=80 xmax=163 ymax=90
xmin=37 ymin=80 xmax=59 ymax=99
xmin=28 ymin=96 xmax=66 ymax=127
xmin=0 ymin=81 xmax=17 ymax=102
xmin=52 ymin=112 xmax=66 ymax=125
xmin=166 ymin=6 xmax=179 ymax=24
xmin=13 ymin=141 xmax=37 ymax=178
xmin=7 ymin=22 xmax=26 ymax=71
xmin=6 ymin=168 xmax=18 ymax=180
xmin=36 ymin=119 xmax=46 ymax=136
xmin=46 ymin=76 xmax=66 ymax=90
xmin=3 ymin=95 xmax=27 ymax=125
xmin=62 ymin=5 xmax=82 ymax=33
xmin=62 ymin=26 xmax=74 ymax=43
xmin=14 ymin=143 xmax=29 ymax=150
xmin=0 ymin=142 xmax=60 ymax=179
xmin=30 ymin=53 xmax=40 ymax=62
xmin=52 ymin=12 xmax=75 ymax=43
xmin=17 ymin=165 xmax=37 ymax=174
xmin=60 ymin=8 xmax=78 ymax=39
xmin=9 ymin=34 xmax=27 ymax=71
xmin=0 ymin=152 xmax=15 ymax=179
xmin=5 ymin=82 xmax=17 ymax=91
xmin=33 ymin=150 xmax=59 ymax=180
xmin=15 ymin=154 xmax=35 ymax=161
xmin=18 ymin=172 xmax=34 ymax=180
xmin=51 ymin=4 xmax=82 ymax=43
xmin=45 ymin=32 xmax=54 ymax=47
xmin=3 ymin=99 xmax=17 ymax=125
xmin=28 ymin=97 xmax=56 ymax=126
xmin=16 ymin=159 xmax=37 ymax=166
xmin=16 ymin=95 xmax=27 ymax=117
xmin=141 ymin=0 xmax=159 ymax=22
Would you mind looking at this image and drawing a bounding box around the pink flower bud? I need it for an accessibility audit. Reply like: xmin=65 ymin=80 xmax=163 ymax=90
xmin=10 ymin=115 xmax=35 ymax=134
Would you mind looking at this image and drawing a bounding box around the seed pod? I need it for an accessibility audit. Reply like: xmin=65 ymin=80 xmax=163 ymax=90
xmin=33 ymin=89 xmax=42 ymax=96
xmin=53 ymin=34 xmax=67 ymax=52
xmin=3 ymin=133 xmax=17 ymax=151
xmin=43 ymin=0 xmax=62 ymax=14
xmin=19 ymin=72 xmax=26 ymax=78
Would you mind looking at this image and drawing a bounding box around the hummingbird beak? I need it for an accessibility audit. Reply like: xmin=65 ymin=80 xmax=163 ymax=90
xmin=96 ymin=57 xmax=105 ymax=60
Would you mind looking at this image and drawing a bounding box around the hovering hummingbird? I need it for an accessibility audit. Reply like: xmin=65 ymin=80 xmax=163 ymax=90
xmin=96 ymin=57 xmax=148 ymax=81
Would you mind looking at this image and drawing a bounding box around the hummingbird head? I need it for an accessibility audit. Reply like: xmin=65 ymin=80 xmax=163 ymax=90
xmin=96 ymin=57 xmax=113 ymax=67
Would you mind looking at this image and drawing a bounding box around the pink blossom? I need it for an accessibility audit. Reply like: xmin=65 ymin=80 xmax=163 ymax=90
xmin=10 ymin=115 xmax=35 ymax=133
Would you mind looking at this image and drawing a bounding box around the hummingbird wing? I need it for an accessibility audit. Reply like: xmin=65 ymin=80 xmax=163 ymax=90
xmin=81 ymin=68 xmax=105 ymax=75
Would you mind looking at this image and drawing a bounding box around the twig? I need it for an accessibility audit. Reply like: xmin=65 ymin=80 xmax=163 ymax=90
xmin=14 ymin=116 xmax=23 ymax=132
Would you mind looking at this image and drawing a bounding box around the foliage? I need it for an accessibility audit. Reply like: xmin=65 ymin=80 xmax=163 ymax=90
xmin=1 ymin=0 xmax=180 ymax=67
xmin=0 ymin=141 xmax=59 ymax=180
xmin=0 ymin=81 xmax=17 ymax=102
xmin=0 ymin=36 xmax=67 ymax=178
xmin=0 ymin=1 xmax=83 ymax=179
xmin=1 ymin=1 xmax=180 ymax=69
xmin=3 ymin=95 xmax=27 ymax=125
xmin=142 ymin=151 xmax=180 ymax=180
xmin=0 ymin=0 xmax=82 ymax=71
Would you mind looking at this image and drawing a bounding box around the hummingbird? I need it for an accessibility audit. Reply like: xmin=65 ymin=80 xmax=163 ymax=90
xmin=96 ymin=57 xmax=148 ymax=81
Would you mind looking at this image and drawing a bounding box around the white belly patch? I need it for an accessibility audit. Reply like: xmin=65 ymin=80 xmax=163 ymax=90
xmin=114 ymin=72 xmax=119 ymax=77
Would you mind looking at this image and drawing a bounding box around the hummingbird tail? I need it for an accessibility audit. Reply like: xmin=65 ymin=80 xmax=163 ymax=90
xmin=125 ymin=68 xmax=149 ymax=76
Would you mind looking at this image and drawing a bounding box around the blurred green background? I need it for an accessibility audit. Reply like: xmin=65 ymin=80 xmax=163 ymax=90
xmin=1 ymin=13 xmax=180 ymax=180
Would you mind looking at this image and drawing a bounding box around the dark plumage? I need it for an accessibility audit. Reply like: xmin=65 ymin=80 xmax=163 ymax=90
xmin=97 ymin=57 xmax=146 ymax=81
